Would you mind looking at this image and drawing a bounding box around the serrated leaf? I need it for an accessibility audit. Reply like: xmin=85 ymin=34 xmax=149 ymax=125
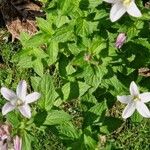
xmin=84 ymin=65 xmax=103 ymax=88
xmin=62 ymin=82 xmax=70 ymax=100
xmin=78 ymin=81 xmax=90 ymax=97
xmin=57 ymin=122 xmax=80 ymax=140
xmin=58 ymin=0 xmax=78 ymax=15
xmin=56 ymin=15 xmax=70 ymax=28
xmin=25 ymin=33 xmax=49 ymax=48
xmin=47 ymin=40 xmax=58 ymax=65
xmin=6 ymin=112 xmax=20 ymax=127
xmin=33 ymin=59 xmax=43 ymax=77
xmin=44 ymin=110 xmax=71 ymax=125
xmin=76 ymin=18 xmax=89 ymax=37
xmin=89 ymin=100 xmax=107 ymax=116
xmin=89 ymin=38 xmax=106 ymax=55
xmin=17 ymin=56 xmax=33 ymax=68
xmin=52 ymin=25 xmax=74 ymax=42
xmin=30 ymin=76 xmax=41 ymax=91
xmin=38 ymin=75 xmax=58 ymax=110
xmin=36 ymin=18 xmax=53 ymax=35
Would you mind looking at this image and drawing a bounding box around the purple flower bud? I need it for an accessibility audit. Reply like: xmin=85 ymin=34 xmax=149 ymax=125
xmin=13 ymin=136 xmax=22 ymax=150
xmin=115 ymin=33 xmax=126 ymax=49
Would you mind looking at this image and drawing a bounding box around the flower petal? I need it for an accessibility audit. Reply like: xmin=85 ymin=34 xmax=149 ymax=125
xmin=103 ymin=0 xmax=117 ymax=3
xmin=2 ymin=102 xmax=16 ymax=115
xmin=25 ymin=92 xmax=41 ymax=104
xmin=136 ymin=101 xmax=150 ymax=118
xmin=127 ymin=1 xmax=142 ymax=17
xmin=139 ymin=92 xmax=150 ymax=103
xmin=1 ymin=87 xmax=17 ymax=101
xmin=117 ymin=95 xmax=132 ymax=104
xmin=110 ymin=2 xmax=126 ymax=22
xmin=14 ymin=136 xmax=22 ymax=150
xmin=16 ymin=80 xmax=27 ymax=100
xmin=129 ymin=81 xmax=139 ymax=96
xmin=18 ymin=105 xmax=31 ymax=118
xmin=122 ymin=102 xmax=136 ymax=119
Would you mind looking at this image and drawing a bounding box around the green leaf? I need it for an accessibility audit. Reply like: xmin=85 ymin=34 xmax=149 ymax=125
xmin=78 ymin=81 xmax=90 ymax=97
xmin=131 ymin=111 xmax=143 ymax=123
xmin=102 ymin=76 xmax=126 ymax=95
xmin=19 ymin=32 xmax=31 ymax=47
xmin=17 ymin=56 xmax=33 ymax=68
xmin=57 ymin=122 xmax=80 ymax=140
xmin=58 ymin=0 xmax=78 ymax=15
xmin=89 ymin=100 xmax=107 ymax=116
xmin=76 ymin=18 xmax=89 ymax=37
xmin=44 ymin=110 xmax=71 ymax=125
xmin=38 ymin=75 xmax=58 ymax=110
xmin=47 ymin=40 xmax=59 ymax=65
xmin=30 ymin=76 xmax=41 ymax=91
xmin=52 ymin=25 xmax=74 ymax=42
xmin=36 ymin=17 xmax=53 ymax=35
xmin=6 ymin=112 xmax=20 ymax=128
xmin=100 ymin=117 xmax=123 ymax=134
xmin=84 ymin=134 xmax=97 ymax=150
xmin=89 ymin=38 xmax=106 ymax=55
xmin=89 ymin=0 xmax=103 ymax=8
xmin=25 ymin=33 xmax=49 ymax=48
xmin=33 ymin=59 xmax=44 ymax=77
xmin=55 ymin=14 xmax=70 ymax=28
xmin=84 ymin=65 xmax=103 ymax=88
xmin=22 ymin=131 xmax=33 ymax=150
xmin=84 ymin=100 xmax=107 ymax=126
xmin=62 ymin=82 xmax=70 ymax=100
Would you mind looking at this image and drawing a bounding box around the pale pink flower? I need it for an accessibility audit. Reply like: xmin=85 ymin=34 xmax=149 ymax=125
xmin=115 ymin=33 xmax=126 ymax=48
xmin=0 ymin=124 xmax=11 ymax=150
xmin=1 ymin=80 xmax=41 ymax=118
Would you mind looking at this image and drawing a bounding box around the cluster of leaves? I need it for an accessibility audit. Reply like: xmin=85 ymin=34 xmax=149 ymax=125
xmin=0 ymin=0 xmax=150 ymax=149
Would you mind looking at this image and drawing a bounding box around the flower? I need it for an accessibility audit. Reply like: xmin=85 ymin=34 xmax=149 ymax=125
xmin=0 ymin=124 xmax=11 ymax=141
xmin=0 ymin=124 xmax=11 ymax=150
xmin=1 ymin=80 xmax=41 ymax=118
xmin=117 ymin=81 xmax=150 ymax=119
xmin=13 ymin=136 xmax=22 ymax=150
xmin=103 ymin=0 xmax=142 ymax=22
xmin=115 ymin=33 xmax=126 ymax=48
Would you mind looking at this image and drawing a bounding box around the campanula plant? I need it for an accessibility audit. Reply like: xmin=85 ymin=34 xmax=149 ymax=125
xmin=0 ymin=0 xmax=150 ymax=149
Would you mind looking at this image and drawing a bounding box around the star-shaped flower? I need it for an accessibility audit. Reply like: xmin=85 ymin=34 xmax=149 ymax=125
xmin=117 ymin=81 xmax=150 ymax=119
xmin=1 ymin=80 xmax=41 ymax=118
xmin=103 ymin=0 xmax=142 ymax=22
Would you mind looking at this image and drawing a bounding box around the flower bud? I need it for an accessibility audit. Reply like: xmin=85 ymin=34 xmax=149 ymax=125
xmin=115 ymin=33 xmax=126 ymax=48
xmin=0 ymin=124 xmax=11 ymax=150
xmin=13 ymin=136 xmax=22 ymax=150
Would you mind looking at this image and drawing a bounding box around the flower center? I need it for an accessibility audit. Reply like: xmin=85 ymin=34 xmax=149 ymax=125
xmin=122 ymin=0 xmax=131 ymax=6
xmin=133 ymin=95 xmax=140 ymax=101
xmin=16 ymin=99 xmax=24 ymax=106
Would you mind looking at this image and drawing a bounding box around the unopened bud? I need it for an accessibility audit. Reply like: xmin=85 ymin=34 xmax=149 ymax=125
xmin=13 ymin=135 xmax=22 ymax=150
xmin=115 ymin=33 xmax=126 ymax=48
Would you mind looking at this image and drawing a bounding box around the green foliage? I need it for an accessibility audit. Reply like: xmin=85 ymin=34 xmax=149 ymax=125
xmin=44 ymin=110 xmax=71 ymax=125
xmin=0 ymin=0 xmax=150 ymax=149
